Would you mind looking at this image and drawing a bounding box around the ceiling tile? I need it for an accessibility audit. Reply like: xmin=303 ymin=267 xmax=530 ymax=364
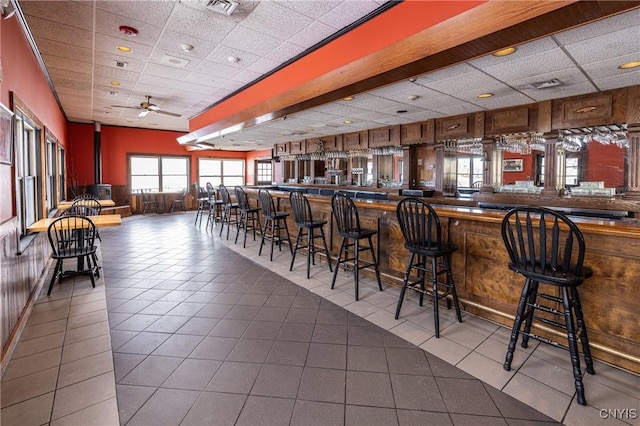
xmin=241 ymin=1 xmax=314 ymax=40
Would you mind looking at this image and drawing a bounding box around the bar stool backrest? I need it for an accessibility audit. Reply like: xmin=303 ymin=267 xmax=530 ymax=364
xmin=396 ymin=197 xmax=444 ymax=251
xmin=331 ymin=191 xmax=361 ymax=235
xmin=204 ymin=182 xmax=215 ymax=201
xmin=501 ymin=206 xmax=587 ymax=285
xmin=63 ymin=205 xmax=99 ymax=217
xmin=47 ymin=215 xmax=96 ymax=256
xmin=258 ymin=190 xmax=276 ymax=217
xmin=71 ymin=194 xmax=102 ymax=214
xmin=289 ymin=191 xmax=314 ymax=225
xmin=235 ymin=186 xmax=250 ymax=210
xmin=219 ymin=185 xmax=233 ymax=207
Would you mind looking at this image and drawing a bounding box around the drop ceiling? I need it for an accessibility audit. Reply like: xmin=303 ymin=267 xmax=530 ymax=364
xmin=16 ymin=1 xmax=640 ymax=151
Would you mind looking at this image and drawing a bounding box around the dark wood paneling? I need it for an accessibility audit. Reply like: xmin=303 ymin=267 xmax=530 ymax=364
xmin=485 ymin=105 xmax=537 ymax=136
xmin=401 ymin=120 xmax=435 ymax=145
xmin=343 ymin=131 xmax=369 ymax=150
xmin=368 ymin=125 xmax=400 ymax=148
xmin=289 ymin=140 xmax=305 ymax=155
xmin=436 ymin=114 xmax=474 ymax=140
xmin=552 ymin=88 xmax=627 ymax=129
xmin=274 ymin=143 xmax=289 ymax=156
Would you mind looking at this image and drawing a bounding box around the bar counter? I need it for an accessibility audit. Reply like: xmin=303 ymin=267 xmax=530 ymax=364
xmin=245 ymin=187 xmax=640 ymax=374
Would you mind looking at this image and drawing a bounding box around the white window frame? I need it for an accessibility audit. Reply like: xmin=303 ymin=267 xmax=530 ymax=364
xmin=256 ymin=160 xmax=272 ymax=185
xmin=198 ymin=158 xmax=245 ymax=188
xmin=129 ymin=154 xmax=189 ymax=193
xmin=14 ymin=111 xmax=43 ymax=238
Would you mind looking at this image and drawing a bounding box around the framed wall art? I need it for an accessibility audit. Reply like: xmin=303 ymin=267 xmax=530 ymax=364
xmin=503 ymin=158 xmax=523 ymax=172
xmin=0 ymin=102 xmax=14 ymax=165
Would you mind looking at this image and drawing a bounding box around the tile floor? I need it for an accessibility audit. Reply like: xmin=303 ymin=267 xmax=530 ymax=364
xmin=1 ymin=213 xmax=638 ymax=425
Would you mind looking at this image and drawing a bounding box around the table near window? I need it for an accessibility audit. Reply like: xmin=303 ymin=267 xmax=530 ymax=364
xmin=27 ymin=214 xmax=122 ymax=233
xmin=57 ymin=199 xmax=116 ymax=211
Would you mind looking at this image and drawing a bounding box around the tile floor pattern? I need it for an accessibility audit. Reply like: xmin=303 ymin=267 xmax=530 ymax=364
xmin=1 ymin=213 xmax=638 ymax=425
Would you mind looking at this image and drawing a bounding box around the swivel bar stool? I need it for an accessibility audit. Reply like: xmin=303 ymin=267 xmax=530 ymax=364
xmin=501 ymin=206 xmax=595 ymax=405
xmin=330 ymin=191 xmax=382 ymax=301
xmin=258 ymin=189 xmax=292 ymax=261
xmin=289 ymin=191 xmax=333 ymax=278
xmin=234 ymin=186 xmax=262 ymax=248
xmin=218 ymin=184 xmax=239 ymax=239
xmin=395 ymin=198 xmax=462 ymax=338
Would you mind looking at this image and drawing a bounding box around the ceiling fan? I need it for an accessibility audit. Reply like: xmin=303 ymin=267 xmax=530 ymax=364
xmin=111 ymin=95 xmax=181 ymax=118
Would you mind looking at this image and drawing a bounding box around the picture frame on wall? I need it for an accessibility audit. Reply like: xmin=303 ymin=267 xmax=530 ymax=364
xmin=0 ymin=102 xmax=14 ymax=165
xmin=503 ymin=158 xmax=523 ymax=172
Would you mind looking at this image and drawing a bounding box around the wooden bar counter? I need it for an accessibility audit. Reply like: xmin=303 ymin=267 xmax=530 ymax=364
xmin=247 ymin=188 xmax=640 ymax=374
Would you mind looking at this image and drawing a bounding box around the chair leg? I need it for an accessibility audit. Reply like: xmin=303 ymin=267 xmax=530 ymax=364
xmin=520 ymin=280 xmax=539 ymax=348
xmin=419 ymin=255 xmax=426 ymax=307
xmin=87 ymin=256 xmax=96 ymax=288
xmin=320 ymin=227 xmax=332 ymax=273
xmin=354 ymin=238 xmax=360 ymax=301
xmin=444 ymin=255 xmax=462 ymax=323
xmin=259 ymin=219 xmax=269 ymax=257
xmin=283 ymin=219 xmax=293 ymax=255
xmin=290 ymin=227 xmax=303 ymax=272
xmin=235 ymin=211 xmax=244 ymax=245
xmin=331 ymin=237 xmax=346 ymax=289
xmin=368 ymin=236 xmax=383 ymax=291
xmin=270 ymin=220 xmax=276 ymax=261
xmin=431 ymin=256 xmax=442 ymax=338
xmin=562 ymin=286 xmax=587 ymax=406
xmin=504 ymin=278 xmax=533 ymax=371
xmin=572 ymin=286 xmax=595 ymax=375
xmin=47 ymin=260 xmax=62 ymax=295
xmin=395 ymin=252 xmax=415 ymax=319
xmin=306 ymin=228 xmax=313 ymax=279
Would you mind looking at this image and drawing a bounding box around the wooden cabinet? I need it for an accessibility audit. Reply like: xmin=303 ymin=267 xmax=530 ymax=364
xmin=401 ymin=120 xmax=434 ymax=145
xmin=306 ymin=135 xmax=342 ymax=153
xmin=274 ymin=143 xmax=289 ymax=156
xmin=343 ymin=130 xmax=368 ymax=150
xmin=485 ymin=104 xmax=538 ymax=136
xmin=435 ymin=112 xmax=484 ymax=140
xmin=368 ymin=125 xmax=400 ymax=148
xmin=551 ymin=87 xmax=626 ymax=129
xmin=290 ymin=140 xmax=305 ymax=155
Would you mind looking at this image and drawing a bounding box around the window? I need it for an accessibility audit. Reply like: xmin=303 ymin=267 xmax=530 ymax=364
xmin=256 ymin=160 xmax=272 ymax=185
xmin=130 ymin=155 xmax=189 ymax=192
xmin=58 ymin=146 xmax=65 ymax=202
xmin=457 ymin=155 xmax=483 ymax=187
xmin=14 ymin=111 xmax=43 ymax=237
xmin=199 ymin=158 xmax=245 ymax=187
xmin=565 ymin=157 xmax=580 ymax=186
xmin=45 ymin=138 xmax=57 ymax=211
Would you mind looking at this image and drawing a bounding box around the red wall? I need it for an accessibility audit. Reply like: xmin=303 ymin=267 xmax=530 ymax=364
xmin=502 ymin=152 xmax=534 ymax=184
xmin=67 ymin=123 xmax=259 ymax=189
xmin=585 ymin=142 xmax=625 ymax=188
xmin=0 ymin=17 xmax=67 ymax=223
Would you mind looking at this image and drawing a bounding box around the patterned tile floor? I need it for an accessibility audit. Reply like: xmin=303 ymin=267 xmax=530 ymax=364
xmin=2 ymin=213 xmax=638 ymax=425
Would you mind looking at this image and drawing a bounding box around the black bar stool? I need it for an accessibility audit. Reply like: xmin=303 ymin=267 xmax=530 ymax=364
xmin=218 ymin=184 xmax=239 ymax=239
xmin=234 ymin=186 xmax=262 ymax=248
xmin=169 ymin=188 xmax=187 ymax=213
xmin=258 ymin=189 xmax=292 ymax=261
xmin=395 ymin=198 xmax=462 ymax=338
xmin=205 ymin=182 xmax=224 ymax=229
xmin=501 ymin=206 xmax=595 ymax=406
xmin=330 ymin=191 xmax=382 ymax=301
xmin=140 ymin=189 xmax=158 ymax=215
xmin=289 ymin=191 xmax=333 ymax=278
xmin=194 ymin=182 xmax=209 ymax=225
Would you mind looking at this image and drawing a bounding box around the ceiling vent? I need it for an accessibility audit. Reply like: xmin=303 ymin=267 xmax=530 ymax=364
xmin=114 ymin=60 xmax=127 ymax=69
xmin=201 ymin=0 xmax=239 ymax=16
xmin=532 ymin=78 xmax=562 ymax=89
xmin=160 ymin=54 xmax=190 ymax=68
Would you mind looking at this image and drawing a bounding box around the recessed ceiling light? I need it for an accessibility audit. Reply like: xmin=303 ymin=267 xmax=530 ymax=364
xmin=116 ymin=45 xmax=132 ymax=53
xmin=110 ymin=81 xmax=121 ymax=86
xmin=103 ymin=106 xmax=112 ymax=110
xmin=619 ymin=61 xmax=640 ymax=69
xmin=343 ymin=120 xmax=352 ymax=124
xmin=342 ymin=96 xmax=354 ymax=101
xmin=180 ymin=43 xmax=194 ymax=52
xmin=477 ymin=93 xmax=493 ymax=98
xmin=493 ymin=47 xmax=516 ymax=57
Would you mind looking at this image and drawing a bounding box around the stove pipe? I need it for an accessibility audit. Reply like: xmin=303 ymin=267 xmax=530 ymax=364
xmin=94 ymin=121 xmax=102 ymax=184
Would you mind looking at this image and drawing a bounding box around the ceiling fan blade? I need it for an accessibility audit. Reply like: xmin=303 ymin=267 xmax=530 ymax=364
xmin=148 ymin=105 xmax=160 ymax=111
xmin=138 ymin=110 xmax=150 ymax=117
xmin=155 ymin=110 xmax=181 ymax=117
xmin=111 ymin=105 xmax=140 ymax=110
